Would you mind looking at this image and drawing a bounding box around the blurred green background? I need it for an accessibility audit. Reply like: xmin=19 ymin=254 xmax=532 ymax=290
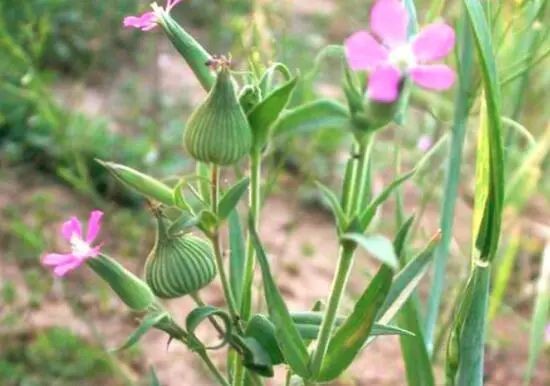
xmin=0 ymin=0 xmax=548 ymax=385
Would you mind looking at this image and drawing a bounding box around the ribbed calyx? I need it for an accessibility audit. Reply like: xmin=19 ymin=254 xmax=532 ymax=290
xmin=145 ymin=214 xmax=216 ymax=298
xmin=184 ymin=64 xmax=252 ymax=165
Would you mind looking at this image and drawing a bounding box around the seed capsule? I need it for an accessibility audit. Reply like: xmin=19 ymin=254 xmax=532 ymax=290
xmin=184 ymin=62 xmax=252 ymax=165
xmin=145 ymin=213 xmax=216 ymax=298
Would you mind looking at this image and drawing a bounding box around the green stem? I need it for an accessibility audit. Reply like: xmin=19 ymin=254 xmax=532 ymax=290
xmin=234 ymin=149 xmax=262 ymax=386
xmin=424 ymin=12 xmax=474 ymax=354
xmin=310 ymin=245 xmax=355 ymax=375
xmin=241 ymin=149 xmax=262 ymax=320
xmin=341 ymin=144 xmax=359 ymax=215
xmin=196 ymin=349 xmax=231 ymax=386
xmin=209 ymin=165 xmax=240 ymax=329
xmin=191 ymin=292 xmax=227 ymax=339
xmin=353 ymin=134 xmax=373 ymax=214
xmin=167 ymin=320 xmax=229 ymax=386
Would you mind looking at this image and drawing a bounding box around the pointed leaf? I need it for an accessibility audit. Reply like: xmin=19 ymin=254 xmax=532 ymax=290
xmin=317 ymin=266 xmax=393 ymax=381
xmin=341 ymin=233 xmax=399 ymax=269
xmin=248 ymin=77 xmax=298 ymax=149
xmin=271 ymin=99 xmax=349 ymax=139
xmin=377 ymin=232 xmax=441 ymax=324
xmin=249 ymin=218 xmax=311 ymax=378
xmin=358 ymin=170 xmax=415 ymax=230
xmin=168 ymin=211 xmax=200 ymax=235
xmin=218 ymin=177 xmax=250 ymax=220
xmin=114 ymin=311 xmax=169 ymax=351
xmin=316 ymin=182 xmax=346 ymax=232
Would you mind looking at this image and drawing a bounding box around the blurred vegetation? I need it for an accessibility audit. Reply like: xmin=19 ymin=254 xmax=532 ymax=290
xmin=0 ymin=0 xmax=548 ymax=384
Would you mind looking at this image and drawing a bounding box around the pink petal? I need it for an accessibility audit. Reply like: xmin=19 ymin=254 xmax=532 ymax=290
xmin=61 ymin=217 xmax=82 ymax=241
xmin=86 ymin=210 xmax=103 ymax=243
xmin=410 ymin=64 xmax=455 ymax=90
xmin=42 ymin=253 xmax=76 ymax=266
xmin=412 ymin=22 xmax=455 ymax=62
xmin=53 ymin=259 xmax=84 ymax=277
xmin=123 ymin=12 xmax=157 ymax=31
xmin=345 ymin=31 xmax=389 ymax=71
xmin=367 ymin=65 xmax=402 ymax=102
xmin=370 ymin=0 xmax=409 ymax=47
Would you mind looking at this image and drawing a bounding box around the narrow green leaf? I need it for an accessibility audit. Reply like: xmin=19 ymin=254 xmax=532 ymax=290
xmin=245 ymin=314 xmax=285 ymax=365
xmin=525 ymin=243 xmax=550 ymax=384
xmin=424 ymin=9 xmax=475 ymax=352
xmin=317 ymin=266 xmax=393 ymax=381
xmin=248 ymin=218 xmax=311 ymax=378
xmin=271 ymin=99 xmax=349 ymax=139
xmin=358 ymin=170 xmax=415 ymax=230
xmin=393 ymin=221 xmax=435 ymax=386
xmin=316 ymin=182 xmax=347 ymax=232
xmin=297 ymin=322 xmax=413 ymax=341
xmin=218 ymin=177 xmax=250 ymax=220
xmin=377 ymin=232 xmax=440 ymax=324
xmin=186 ymin=306 xmax=232 ymax=350
xmin=341 ymin=233 xmax=399 ymax=270
xmin=248 ymin=77 xmax=298 ymax=149
xmin=465 ymin=0 xmax=504 ymax=261
xmin=447 ymin=4 xmax=505 ymax=384
xmin=168 ymin=211 xmax=200 ymax=236
xmin=259 ymin=62 xmax=292 ymax=95
xmin=229 ymin=210 xmax=246 ymax=308
xmin=447 ymin=266 xmax=491 ymax=386
xmin=114 ymin=311 xmax=169 ymax=351
xmin=393 ymin=215 xmax=415 ymax=259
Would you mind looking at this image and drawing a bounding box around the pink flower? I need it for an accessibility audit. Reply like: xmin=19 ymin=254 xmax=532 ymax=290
xmin=345 ymin=0 xmax=455 ymax=102
xmin=417 ymin=135 xmax=433 ymax=151
xmin=42 ymin=211 xmax=104 ymax=277
xmin=123 ymin=0 xmax=183 ymax=31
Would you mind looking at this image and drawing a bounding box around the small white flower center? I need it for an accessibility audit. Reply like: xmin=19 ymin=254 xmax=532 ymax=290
xmin=70 ymin=234 xmax=92 ymax=258
xmin=389 ymin=44 xmax=416 ymax=70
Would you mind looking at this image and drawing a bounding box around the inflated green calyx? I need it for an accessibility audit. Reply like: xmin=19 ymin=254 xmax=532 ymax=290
xmin=145 ymin=212 xmax=216 ymax=298
xmin=184 ymin=59 xmax=252 ymax=165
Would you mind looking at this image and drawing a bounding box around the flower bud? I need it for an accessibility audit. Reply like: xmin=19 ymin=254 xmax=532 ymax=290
xmin=184 ymin=62 xmax=252 ymax=165
xmin=86 ymin=254 xmax=155 ymax=311
xmin=145 ymin=214 xmax=216 ymax=298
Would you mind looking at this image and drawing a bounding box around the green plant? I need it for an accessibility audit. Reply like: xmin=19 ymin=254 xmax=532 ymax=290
xmin=35 ymin=0 xmax=548 ymax=385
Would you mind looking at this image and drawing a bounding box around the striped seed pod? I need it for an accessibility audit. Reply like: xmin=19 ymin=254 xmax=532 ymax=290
xmin=184 ymin=62 xmax=252 ymax=165
xmin=145 ymin=213 xmax=216 ymax=298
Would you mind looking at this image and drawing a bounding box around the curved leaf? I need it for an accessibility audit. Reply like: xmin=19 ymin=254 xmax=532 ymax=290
xmin=341 ymin=233 xmax=399 ymax=269
xmin=249 ymin=218 xmax=311 ymax=378
xmin=271 ymin=99 xmax=349 ymax=139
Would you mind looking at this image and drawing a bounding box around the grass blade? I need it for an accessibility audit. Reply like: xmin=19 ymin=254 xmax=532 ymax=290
xmin=446 ymin=2 xmax=505 ymax=385
xmin=424 ymin=9 xmax=475 ymax=352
